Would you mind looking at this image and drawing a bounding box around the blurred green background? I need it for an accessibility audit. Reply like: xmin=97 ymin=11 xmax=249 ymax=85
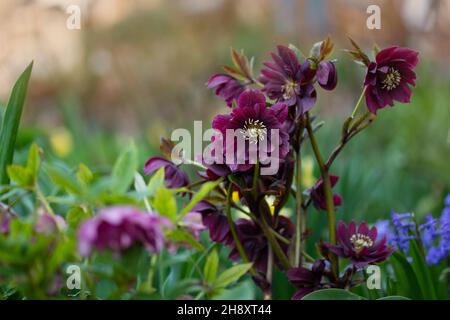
xmin=1 ymin=0 xmax=449 ymax=228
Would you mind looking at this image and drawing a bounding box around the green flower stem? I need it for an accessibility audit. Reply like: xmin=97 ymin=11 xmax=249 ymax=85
xmin=350 ymin=86 xmax=367 ymax=121
xmin=259 ymin=210 xmax=291 ymax=270
xmin=225 ymin=184 xmax=257 ymax=276
xmin=294 ymin=124 xmax=305 ymax=267
xmin=325 ymin=111 xmax=374 ymax=170
xmin=302 ymin=250 xmax=316 ymax=263
xmin=265 ymin=246 xmax=274 ymax=300
xmin=251 ymin=163 xmax=291 ymax=271
xmin=305 ymin=112 xmax=338 ymax=278
xmin=252 ymin=162 xmax=260 ymax=197
xmin=270 ymin=229 xmax=290 ymax=245
xmin=35 ymin=186 xmax=54 ymax=215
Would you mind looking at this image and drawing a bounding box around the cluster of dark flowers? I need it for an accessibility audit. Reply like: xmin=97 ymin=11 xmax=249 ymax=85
xmin=376 ymin=194 xmax=450 ymax=266
xmin=67 ymin=37 xmax=419 ymax=299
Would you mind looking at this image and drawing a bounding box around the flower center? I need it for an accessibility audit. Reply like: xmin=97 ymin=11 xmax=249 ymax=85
xmin=350 ymin=233 xmax=374 ymax=253
xmin=240 ymin=119 xmax=267 ymax=144
xmin=282 ymin=80 xmax=299 ymax=100
xmin=382 ymin=67 xmax=402 ymax=91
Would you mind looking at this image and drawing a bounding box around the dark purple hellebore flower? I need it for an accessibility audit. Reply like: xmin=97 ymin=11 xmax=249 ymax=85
xmin=229 ymin=216 xmax=294 ymax=274
xmin=288 ymin=259 xmax=331 ymax=300
xmin=327 ymin=221 xmax=395 ymax=268
xmin=364 ymin=46 xmax=419 ymax=114
xmin=144 ymin=157 xmax=189 ymax=189
xmin=207 ymin=73 xmax=246 ymax=107
xmin=316 ymin=61 xmax=338 ymax=91
xmin=193 ymin=201 xmax=234 ymax=245
xmin=212 ymin=89 xmax=290 ymax=173
xmin=309 ymin=175 xmax=342 ymax=211
xmin=77 ymin=206 xmax=172 ymax=256
xmin=259 ymin=45 xmax=317 ymax=114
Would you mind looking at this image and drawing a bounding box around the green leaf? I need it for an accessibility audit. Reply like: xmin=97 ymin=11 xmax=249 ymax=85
xmin=0 ymin=62 xmax=33 ymax=185
xmin=67 ymin=206 xmax=91 ymax=229
xmin=111 ymin=142 xmax=138 ymax=193
xmin=203 ymin=249 xmax=219 ymax=284
xmin=167 ymin=229 xmax=204 ymax=251
xmin=147 ymin=167 xmax=165 ymax=195
xmin=46 ymin=166 xmax=80 ymax=194
xmin=26 ymin=143 xmax=41 ymax=181
xmin=391 ymin=251 xmax=422 ymax=299
xmin=377 ymin=296 xmax=410 ymax=300
xmin=134 ymin=172 xmax=152 ymax=211
xmin=7 ymin=165 xmax=32 ymax=187
xmin=179 ymin=179 xmax=222 ymax=219
xmin=134 ymin=172 xmax=148 ymax=194
xmin=152 ymin=186 xmax=177 ymax=221
xmin=409 ymin=240 xmax=437 ymax=299
xmin=76 ymin=163 xmax=93 ymax=186
xmin=213 ymin=263 xmax=252 ymax=289
xmin=302 ymin=289 xmax=366 ymax=300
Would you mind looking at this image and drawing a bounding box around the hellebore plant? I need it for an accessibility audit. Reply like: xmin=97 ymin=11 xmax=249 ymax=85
xmin=145 ymin=37 xmax=420 ymax=299
xmin=0 ymin=38 xmax=424 ymax=300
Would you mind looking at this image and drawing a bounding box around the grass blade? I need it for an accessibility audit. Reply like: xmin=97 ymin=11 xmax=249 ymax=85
xmin=0 ymin=62 xmax=33 ymax=185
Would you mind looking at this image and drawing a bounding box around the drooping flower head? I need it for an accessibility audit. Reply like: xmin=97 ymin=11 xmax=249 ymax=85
xmin=229 ymin=216 xmax=294 ymax=274
xmin=364 ymin=46 xmax=419 ymax=114
xmin=288 ymin=259 xmax=332 ymax=300
xmin=260 ymin=46 xmax=317 ymax=114
xmin=77 ymin=206 xmax=172 ymax=256
xmin=212 ymin=89 xmax=290 ymax=173
xmin=193 ymin=201 xmax=234 ymax=245
xmin=309 ymin=175 xmax=342 ymax=211
xmin=327 ymin=221 xmax=395 ymax=268
xmin=316 ymin=61 xmax=338 ymax=91
xmin=207 ymin=73 xmax=246 ymax=107
xmin=144 ymin=157 xmax=189 ymax=189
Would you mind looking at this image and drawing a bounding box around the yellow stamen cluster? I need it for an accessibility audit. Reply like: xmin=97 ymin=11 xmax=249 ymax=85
xmin=240 ymin=119 xmax=267 ymax=144
xmin=350 ymin=233 xmax=374 ymax=253
xmin=282 ymin=80 xmax=298 ymax=99
xmin=382 ymin=67 xmax=402 ymax=91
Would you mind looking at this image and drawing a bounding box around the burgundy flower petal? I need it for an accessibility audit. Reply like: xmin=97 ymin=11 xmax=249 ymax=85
xmin=144 ymin=157 xmax=189 ymax=189
xmin=317 ymin=61 xmax=338 ymax=91
xmin=364 ymin=46 xmax=419 ymax=114
xmin=237 ymin=89 xmax=266 ymax=108
xmin=207 ymin=73 xmax=246 ymax=107
xmin=327 ymin=220 xmax=395 ymax=268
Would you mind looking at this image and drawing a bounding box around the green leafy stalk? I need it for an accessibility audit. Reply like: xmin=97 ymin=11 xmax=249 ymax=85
xmin=225 ymin=184 xmax=256 ymax=276
xmin=350 ymin=86 xmax=367 ymax=121
xmin=305 ymin=112 xmax=338 ymax=277
xmin=294 ymin=125 xmax=304 ymax=267
xmin=0 ymin=62 xmax=33 ymax=185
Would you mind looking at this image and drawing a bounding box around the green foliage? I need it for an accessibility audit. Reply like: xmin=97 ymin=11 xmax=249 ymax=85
xmin=0 ymin=62 xmax=33 ymax=184
xmin=111 ymin=142 xmax=138 ymax=193
xmin=203 ymin=249 xmax=219 ymax=284
xmin=302 ymin=289 xmax=409 ymax=300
